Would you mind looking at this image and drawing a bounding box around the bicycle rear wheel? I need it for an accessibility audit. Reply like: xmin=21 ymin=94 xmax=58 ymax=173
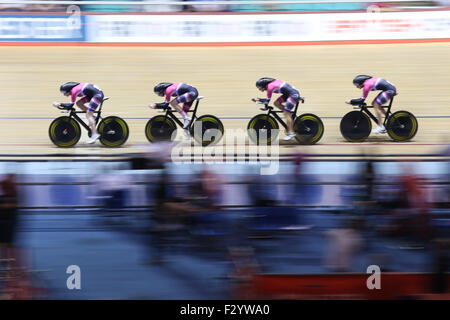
xmin=98 ymin=116 xmax=129 ymax=147
xmin=48 ymin=116 xmax=81 ymax=147
xmin=191 ymin=115 xmax=224 ymax=146
xmin=294 ymin=113 xmax=324 ymax=145
xmin=386 ymin=110 xmax=418 ymax=141
xmin=145 ymin=115 xmax=177 ymax=142
xmin=247 ymin=114 xmax=279 ymax=145
xmin=340 ymin=111 xmax=372 ymax=142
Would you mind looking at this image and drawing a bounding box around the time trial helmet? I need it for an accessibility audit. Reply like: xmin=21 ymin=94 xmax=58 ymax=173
xmin=60 ymin=82 xmax=80 ymax=94
xmin=154 ymin=82 xmax=173 ymax=95
xmin=353 ymin=75 xmax=372 ymax=87
xmin=256 ymin=77 xmax=276 ymax=90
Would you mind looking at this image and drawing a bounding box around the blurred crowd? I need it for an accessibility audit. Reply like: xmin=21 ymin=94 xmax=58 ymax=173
xmin=85 ymin=142 xmax=450 ymax=298
xmin=0 ymin=143 xmax=449 ymax=299
xmin=0 ymin=0 xmax=446 ymax=13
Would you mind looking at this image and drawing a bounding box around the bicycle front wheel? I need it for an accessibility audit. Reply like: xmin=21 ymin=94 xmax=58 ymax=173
xmin=49 ymin=116 xmax=81 ymax=147
xmin=247 ymin=114 xmax=279 ymax=145
xmin=145 ymin=115 xmax=177 ymax=143
xmin=340 ymin=111 xmax=372 ymax=142
xmin=191 ymin=115 xmax=224 ymax=146
xmin=98 ymin=116 xmax=129 ymax=147
xmin=294 ymin=113 xmax=324 ymax=145
xmin=386 ymin=110 xmax=418 ymax=141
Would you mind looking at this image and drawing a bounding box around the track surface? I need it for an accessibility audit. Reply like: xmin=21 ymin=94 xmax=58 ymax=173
xmin=1 ymin=43 xmax=449 ymax=157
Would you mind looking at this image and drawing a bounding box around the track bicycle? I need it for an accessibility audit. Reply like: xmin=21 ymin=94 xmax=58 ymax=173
xmin=247 ymin=98 xmax=324 ymax=145
xmin=340 ymin=97 xmax=418 ymax=142
xmin=49 ymin=97 xmax=129 ymax=147
xmin=145 ymin=96 xmax=224 ymax=147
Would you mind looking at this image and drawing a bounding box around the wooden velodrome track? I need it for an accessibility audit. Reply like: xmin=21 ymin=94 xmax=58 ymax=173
xmin=0 ymin=43 xmax=449 ymax=158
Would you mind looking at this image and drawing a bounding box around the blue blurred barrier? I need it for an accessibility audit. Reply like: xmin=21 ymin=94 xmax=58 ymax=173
xmin=231 ymin=0 xmax=364 ymax=12
xmin=0 ymin=14 xmax=85 ymax=42
xmin=245 ymin=206 xmax=301 ymax=232
xmin=190 ymin=211 xmax=232 ymax=237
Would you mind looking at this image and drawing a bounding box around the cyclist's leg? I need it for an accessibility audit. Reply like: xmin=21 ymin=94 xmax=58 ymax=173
xmin=76 ymin=98 xmax=88 ymax=111
xmin=170 ymin=99 xmax=183 ymax=113
xmin=86 ymin=94 xmax=103 ymax=138
xmin=180 ymin=89 xmax=197 ymax=114
xmin=274 ymin=97 xmax=284 ymax=111
xmin=274 ymin=96 xmax=292 ymax=131
xmin=171 ymin=94 xmax=191 ymax=118
xmin=284 ymin=110 xmax=294 ymax=134
xmin=174 ymin=91 xmax=197 ymax=128
xmin=372 ymin=91 xmax=392 ymax=133
xmin=281 ymin=95 xmax=298 ymax=134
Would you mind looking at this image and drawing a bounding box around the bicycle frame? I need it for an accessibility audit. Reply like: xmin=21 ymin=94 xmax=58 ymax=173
xmin=260 ymin=101 xmax=300 ymax=130
xmin=159 ymin=98 xmax=202 ymax=129
xmin=66 ymin=104 xmax=104 ymax=132
xmin=356 ymin=97 xmax=394 ymax=126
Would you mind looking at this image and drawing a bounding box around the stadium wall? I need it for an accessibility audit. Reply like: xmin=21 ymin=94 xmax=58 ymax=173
xmin=1 ymin=10 xmax=450 ymax=44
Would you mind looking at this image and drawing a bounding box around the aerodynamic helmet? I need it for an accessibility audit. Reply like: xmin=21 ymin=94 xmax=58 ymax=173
xmin=352 ymin=75 xmax=372 ymax=87
xmin=154 ymin=82 xmax=173 ymax=95
xmin=60 ymin=82 xmax=80 ymax=94
xmin=256 ymin=77 xmax=276 ymax=90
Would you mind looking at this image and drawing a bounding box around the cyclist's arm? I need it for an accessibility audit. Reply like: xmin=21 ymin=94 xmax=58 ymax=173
xmin=60 ymin=102 xmax=75 ymax=109
xmin=350 ymin=98 xmax=365 ymax=105
xmin=266 ymin=86 xmax=274 ymax=101
xmin=155 ymin=102 xmax=169 ymax=109
xmin=164 ymin=85 xmax=178 ymax=103
xmin=361 ymin=81 xmax=373 ymax=99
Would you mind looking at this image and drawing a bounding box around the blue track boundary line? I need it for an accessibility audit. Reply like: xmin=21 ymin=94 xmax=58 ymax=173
xmin=2 ymin=116 xmax=450 ymax=120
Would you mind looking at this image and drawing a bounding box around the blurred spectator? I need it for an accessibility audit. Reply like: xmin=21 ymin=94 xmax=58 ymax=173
xmin=143 ymin=0 xmax=181 ymax=12
xmin=438 ymin=0 xmax=450 ymax=7
xmin=442 ymin=144 xmax=450 ymax=208
xmin=352 ymin=159 xmax=377 ymax=217
xmin=147 ymin=165 xmax=217 ymax=263
xmin=231 ymin=0 xmax=364 ymax=12
xmin=97 ymin=172 xmax=130 ymax=216
xmin=29 ymin=1 xmax=67 ymax=12
xmin=229 ymin=0 xmax=266 ymax=12
xmin=184 ymin=0 xmax=230 ymax=12
xmin=247 ymin=171 xmax=279 ymax=207
xmin=0 ymin=174 xmax=19 ymax=262
xmin=0 ymin=3 xmax=27 ymax=11
xmin=227 ymin=246 xmax=260 ymax=299
xmin=292 ymin=152 xmax=306 ymax=205
xmin=361 ymin=159 xmax=375 ymax=203
xmin=196 ymin=165 xmax=223 ymax=209
xmin=82 ymin=0 xmax=133 ymax=12
xmin=324 ymin=217 xmax=363 ymax=272
xmin=0 ymin=0 xmax=67 ymax=12
xmin=396 ymin=165 xmax=434 ymax=242
xmin=430 ymin=238 xmax=449 ymax=294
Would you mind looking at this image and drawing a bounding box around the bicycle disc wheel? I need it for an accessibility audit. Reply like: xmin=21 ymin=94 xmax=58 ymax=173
xmin=247 ymin=114 xmax=279 ymax=145
xmin=98 ymin=116 xmax=129 ymax=147
xmin=386 ymin=110 xmax=418 ymax=141
xmin=340 ymin=111 xmax=372 ymax=142
xmin=191 ymin=115 xmax=224 ymax=146
xmin=48 ymin=116 xmax=81 ymax=147
xmin=294 ymin=113 xmax=324 ymax=145
xmin=145 ymin=115 xmax=177 ymax=143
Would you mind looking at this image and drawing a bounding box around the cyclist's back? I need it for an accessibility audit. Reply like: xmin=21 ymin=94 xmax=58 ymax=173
xmin=361 ymin=78 xmax=396 ymax=100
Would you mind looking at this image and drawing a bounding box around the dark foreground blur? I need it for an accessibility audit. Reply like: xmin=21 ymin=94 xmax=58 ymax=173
xmin=0 ymin=147 xmax=449 ymax=299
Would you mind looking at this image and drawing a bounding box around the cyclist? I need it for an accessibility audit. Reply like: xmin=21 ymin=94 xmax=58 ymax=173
xmin=252 ymin=77 xmax=302 ymax=141
xmin=53 ymin=82 xmax=104 ymax=144
xmin=149 ymin=82 xmax=199 ymax=130
xmin=346 ymin=75 xmax=397 ymax=134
